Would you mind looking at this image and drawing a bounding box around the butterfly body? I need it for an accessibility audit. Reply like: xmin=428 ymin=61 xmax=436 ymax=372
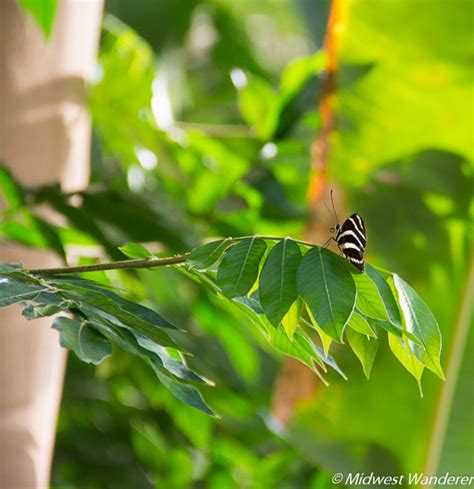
xmin=334 ymin=213 xmax=367 ymax=271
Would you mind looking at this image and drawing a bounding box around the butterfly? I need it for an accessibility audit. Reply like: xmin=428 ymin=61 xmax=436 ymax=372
xmin=325 ymin=191 xmax=367 ymax=271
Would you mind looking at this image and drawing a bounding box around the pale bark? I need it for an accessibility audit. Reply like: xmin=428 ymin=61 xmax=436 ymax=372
xmin=0 ymin=1 xmax=103 ymax=487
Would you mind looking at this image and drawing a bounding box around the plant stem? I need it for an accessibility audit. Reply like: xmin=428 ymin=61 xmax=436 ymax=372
xmin=26 ymin=254 xmax=189 ymax=275
xmin=423 ymin=255 xmax=474 ymax=476
xmin=24 ymin=236 xmax=317 ymax=276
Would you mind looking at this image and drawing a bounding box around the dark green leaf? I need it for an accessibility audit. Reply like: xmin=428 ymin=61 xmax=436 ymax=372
xmin=151 ymin=362 xmax=216 ymax=416
xmin=297 ymin=247 xmax=356 ymax=342
xmin=259 ymin=238 xmax=302 ymax=326
xmin=46 ymin=277 xmax=182 ymax=350
xmin=0 ymin=274 xmax=43 ymax=308
xmin=134 ymin=334 xmax=211 ymax=385
xmin=217 ymin=238 xmax=266 ymax=298
xmin=52 ymin=316 xmax=112 ymax=365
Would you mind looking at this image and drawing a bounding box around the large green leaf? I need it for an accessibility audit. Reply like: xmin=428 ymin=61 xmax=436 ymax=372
xmin=365 ymin=265 xmax=402 ymax=326
xmin=217 ymin=238 xmax=266 ymax=298
xmin=297 ymin=247 xmax=356 ymax=342
xmin=52 ymin=317 xmax=112 ymax=365
xmin=388 ymin=333 xmax=424 ymax=393
xmin=392 ymin=274 xmax=444 ymax=378
xmin=346 ymin=327 xmax=378 ymax=379
xmin=258 ymin=238 xmax=302 ymax=326
xmin=352 ymin=271 xmax=391 ymax=322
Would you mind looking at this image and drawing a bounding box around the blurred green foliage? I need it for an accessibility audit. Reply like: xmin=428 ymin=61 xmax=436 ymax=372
xmin=5 ymin=0 xmax=474 ymax=488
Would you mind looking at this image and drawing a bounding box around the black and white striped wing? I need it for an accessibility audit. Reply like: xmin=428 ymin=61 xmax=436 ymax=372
xmin=335 ymin=213 xmax=367 ymax=271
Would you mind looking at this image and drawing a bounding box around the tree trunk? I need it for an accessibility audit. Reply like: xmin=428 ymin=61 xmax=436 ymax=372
xmin=0 ymin=1 xmax=103 ymax=487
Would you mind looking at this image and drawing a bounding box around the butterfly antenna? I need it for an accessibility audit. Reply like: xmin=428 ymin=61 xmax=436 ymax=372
xmin=330 ymin=189 xmax=339 ymax=225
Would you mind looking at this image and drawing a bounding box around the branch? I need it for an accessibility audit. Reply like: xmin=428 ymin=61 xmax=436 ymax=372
xmin=24 ymin=236 xmax=317 ymax=276
xmin=26 ymin=254 xmax=189 ymax=275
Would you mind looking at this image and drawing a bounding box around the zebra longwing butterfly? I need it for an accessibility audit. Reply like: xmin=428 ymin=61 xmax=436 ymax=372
xmin=327 ymin=191 xmax=367 ymax=271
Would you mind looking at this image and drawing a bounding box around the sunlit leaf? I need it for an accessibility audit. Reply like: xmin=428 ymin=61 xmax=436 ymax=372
xmin=188 ymin=239 xmax=233 ymax=270
xmin=391 ymin=274 xmax=444 ymax=379
xmin=352 ymin=270 xmax=391 ymax=322
xmin=346 ymin=327 xmax=378 ymax=379
xmin=297 ymin=247 xmax=356 ymax=342
xmin=281 ymin=296 xmax=302 ymax=341
xmin=388 ymin=333 xmax=424 ymax=394
xmin=259 ymin=238 xmax=302 ymax=326
xmin=347 ymin=310 xmax=376 ymax=337
xmin=217 ymin=238 xmax=266 ymax=298
xmin=119 ymin=242 xmax=153 ymax=259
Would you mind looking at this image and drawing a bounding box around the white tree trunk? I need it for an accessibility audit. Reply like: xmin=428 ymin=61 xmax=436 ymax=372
xmin=0 ymin=1 xmax=103 ymax=487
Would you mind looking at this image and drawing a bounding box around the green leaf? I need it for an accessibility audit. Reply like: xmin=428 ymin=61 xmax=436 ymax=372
xmin=217 ymin=238 xmax=266 ymax=298
xmin=52 ymin=316 xmax=112 ymax=365
xmin=0 ymin=274 xmax=43 ymax=308
xmin=134 ymin=334 xmax=211 ymax=385
xmin=281 ymin=296 xmax=302 ymax=340
xmin=237 ymin=75 xmax=278 ymax=140
xmin=365 ymin=264 xmax=402 ymax=326
xmin=118 ymin=242 xmax=153 ymax=259
xmin=347 ymin=310 xmax=377 ymax=337
xmin=151 ymin=363 xmax=216 ymax=417
xmin=346 ymin=327 xmax=378 ymax=379
xmin=0 ymin=165 xmax=24 ymax=207
xmin=259 ymin=238 xmax=302 ymax=326
xmin=297 ymin=247 xmax=356 ymax=342
xmin=352 ymin=271 xmax=391 ymax=322
xmin=392 ymin=274 xmax=444 ymax=379
xmin=188 ymin=239 xmax=233 ymax=270
xmin=388 ymin=333 xmax=424 ymax=394
xmin=47 ymin=277 xmax=183 ymax=350
xmin=19 ymin=0 xmax=59 ymax=38
xmin=304 ymin=308 xmax=333 ymax=356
